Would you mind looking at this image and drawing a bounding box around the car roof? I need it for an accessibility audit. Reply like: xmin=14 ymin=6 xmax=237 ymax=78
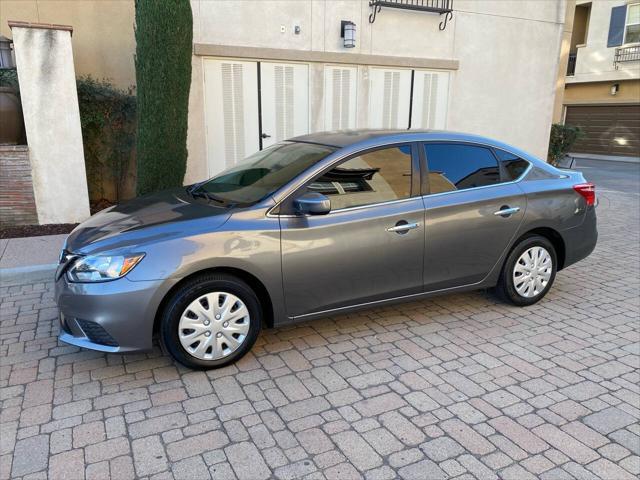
xmin=290 ymin=129 xmax=541 ymax=163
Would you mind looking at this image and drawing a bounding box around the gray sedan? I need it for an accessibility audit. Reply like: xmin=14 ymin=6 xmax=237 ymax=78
xmin=55 ymin=130 xmax=598 ymax=369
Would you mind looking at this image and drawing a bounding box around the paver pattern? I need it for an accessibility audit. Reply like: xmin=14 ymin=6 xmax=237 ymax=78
xmin=1 ymin=168 xmax=639 ymax=479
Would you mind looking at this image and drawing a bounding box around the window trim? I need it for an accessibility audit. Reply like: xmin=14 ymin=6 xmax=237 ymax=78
xmin=420 ymin=141 xmax=532 ymax=198
xmin=271 ymin=142 xmax=421 ymax=216
xmin=624 ymin=2 xmax=640 ymax=45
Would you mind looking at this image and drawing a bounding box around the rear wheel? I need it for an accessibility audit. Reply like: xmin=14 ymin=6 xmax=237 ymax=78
xmin=496 ymin=235 xmax=557 ymax=306
xmin=160 ymin=274 xmax=262 ymax=369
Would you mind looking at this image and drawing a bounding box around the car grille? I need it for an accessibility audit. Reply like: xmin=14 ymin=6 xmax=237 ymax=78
xmin=76 ymin=319 xmax=119 ymax=347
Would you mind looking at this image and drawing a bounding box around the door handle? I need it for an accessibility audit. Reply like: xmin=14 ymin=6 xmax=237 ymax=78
xmin=386 ymin=222 xmax=419 ymax=233
xmin=261 ymin=133 xmax=271 ymax=139
xmin=494 ymin=206 xmax=521 ymax=217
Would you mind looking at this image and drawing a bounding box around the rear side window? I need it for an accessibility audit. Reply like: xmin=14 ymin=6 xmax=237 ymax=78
xmin=423 ymin=143 xmax=500 ymax=194
xmin=494 ymin=148 xmax=530 ymax=181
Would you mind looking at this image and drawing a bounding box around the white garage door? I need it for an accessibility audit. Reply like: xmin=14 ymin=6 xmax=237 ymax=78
xmin=324 ymin=65 xmax=358 ymax=131
xmin=368 ymin=67 xmax=412 ymax=129
xmin=410 ymin=70 xmax=450 ymax=130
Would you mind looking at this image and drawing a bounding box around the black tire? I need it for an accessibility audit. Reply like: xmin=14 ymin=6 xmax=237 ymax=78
xmin=160 ymin=273 xmax=262 ymax=370
xmin=496 ymin=235 xmax=557 ymax=307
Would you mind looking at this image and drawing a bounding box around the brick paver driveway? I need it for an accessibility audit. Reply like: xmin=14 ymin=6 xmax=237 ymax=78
xmin=1 ymin=160 xmax=638 ymax=480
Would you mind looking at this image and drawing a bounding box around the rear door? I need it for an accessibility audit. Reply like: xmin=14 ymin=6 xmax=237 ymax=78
xmin=279 ymin=144 xmax=424 ymax=318
xmin=422 ymin=142 xmax=528 ymax=291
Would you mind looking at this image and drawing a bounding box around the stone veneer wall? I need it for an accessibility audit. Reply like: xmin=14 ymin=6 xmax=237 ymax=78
xmin=0 ymin=145 xmax=38 ymax=226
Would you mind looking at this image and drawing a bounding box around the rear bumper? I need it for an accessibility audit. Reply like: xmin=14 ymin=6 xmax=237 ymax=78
xmin=562 ymin=206 xmax=598 ymax=269
xmin=55 ymin=275 xmax=175 ymax=352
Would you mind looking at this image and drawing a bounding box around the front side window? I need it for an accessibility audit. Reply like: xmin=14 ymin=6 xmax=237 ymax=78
xmin=625 ymin=3 xmax=640 ymax=43
xmin=494 ymin=148 xmax=530 ymax=181
xmin=424 ymin=143 xmax=500 ymax=194
xmin=307 ymin=145 xmax=413 ymax=210
xmin=196 ymin=142 xmax=336 ymax=205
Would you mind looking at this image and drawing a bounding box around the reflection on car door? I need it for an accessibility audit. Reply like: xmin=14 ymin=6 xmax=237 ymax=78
xmin=279 ymin=144 xmax=425 ymax=318
xmin=422 ymin=143 xmax=527 ymax=291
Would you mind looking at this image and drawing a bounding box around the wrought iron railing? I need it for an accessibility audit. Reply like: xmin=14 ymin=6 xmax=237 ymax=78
xmin=614 ymin=45 xmax=640 ymax=69
xmin=567 ymin=52 xmax=577 ymax=76
xmin=369 ymin=0 xmax=454 ymax=30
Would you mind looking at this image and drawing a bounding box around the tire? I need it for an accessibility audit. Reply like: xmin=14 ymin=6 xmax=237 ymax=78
xmin=495 ymin=235 xmax=557 ymax=307
xmin=160 ymin=273 xmax=262 ymax=369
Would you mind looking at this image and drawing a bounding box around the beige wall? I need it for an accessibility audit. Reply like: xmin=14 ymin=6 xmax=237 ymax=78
xmin=568 ymin=0 xmax=640 ymax=84
xmin=0 ymin=0 xmax=135 ymax=88
xmin=186 ymin=0 xmax=566 ymax=182
xmin=564 ymin=78 xmax=640 ymax=104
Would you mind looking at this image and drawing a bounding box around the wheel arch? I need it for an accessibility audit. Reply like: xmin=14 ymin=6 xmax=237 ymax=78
xmin=153 ymin=267 xmax=276 ymax=336
xmin=514 ymin=227 xmax=566 ymax=270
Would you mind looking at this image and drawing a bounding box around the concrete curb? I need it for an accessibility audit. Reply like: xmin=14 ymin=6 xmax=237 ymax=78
xmin=0 ymin=264 xmax=57 ymax=286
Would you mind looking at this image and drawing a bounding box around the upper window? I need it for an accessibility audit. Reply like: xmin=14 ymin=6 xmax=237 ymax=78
xmin=424 ymin=143 xmax=500 ymax=194
xmin=494 ymin=148 xmax=530 ymax=181
xmin=626 ymin=3 xmax=640 ymax=44
xmin=307 ymin=145 xmax=413 ymax=210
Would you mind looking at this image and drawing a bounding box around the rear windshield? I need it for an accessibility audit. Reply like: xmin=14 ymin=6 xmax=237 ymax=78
xmin=195 ymin=142 xmax=336 ymax=205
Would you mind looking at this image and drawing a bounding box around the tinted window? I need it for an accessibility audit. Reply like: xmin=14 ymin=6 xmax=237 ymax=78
xmin=308 ymin=145 xmax=413 ymax=210
xmin=494 ymin=148 xmax=530 ymax=181
xmin=197 ymin=142 xmax=336 ymax=204
xmin=424 ymin=144 xmax=500 ymax=194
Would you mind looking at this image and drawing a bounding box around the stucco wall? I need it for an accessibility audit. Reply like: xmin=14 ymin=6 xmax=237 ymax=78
xmin=1 ymin=0 xmax=135 ymax=88
xmin=567 ymin=0 xmax=640 ymax=83
xmin=11 ymin=25 xmax=90 ymax=224
xmin=187 ymin=0 xmax=566 ymax=181
xmin=564 ymin=78 xmax=640 ymax=104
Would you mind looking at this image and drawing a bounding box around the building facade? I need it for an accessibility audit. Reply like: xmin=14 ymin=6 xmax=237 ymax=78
xmin=563 ymin=0 xmax=640 ymax=158
xmin=2 ymin=0 xmax=568 ymax=187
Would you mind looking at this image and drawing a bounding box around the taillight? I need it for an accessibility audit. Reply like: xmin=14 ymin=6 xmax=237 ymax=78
xmin=573 ymin=183 xmax=596 ymax=206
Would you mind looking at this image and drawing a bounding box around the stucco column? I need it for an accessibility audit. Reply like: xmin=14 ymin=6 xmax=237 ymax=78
xmin=9 ymin=21 xmax=90 ymax=224
xmin=552 ymin=0 xmax=576 ymax=124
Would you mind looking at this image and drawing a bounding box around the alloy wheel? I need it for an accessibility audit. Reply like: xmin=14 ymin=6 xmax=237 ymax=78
xmin=178 ymin=292 xmax=250 ymax=360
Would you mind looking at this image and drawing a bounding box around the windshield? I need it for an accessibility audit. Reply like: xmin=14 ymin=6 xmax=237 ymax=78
xmin=194 ymin=142 xmax=336 ymax=205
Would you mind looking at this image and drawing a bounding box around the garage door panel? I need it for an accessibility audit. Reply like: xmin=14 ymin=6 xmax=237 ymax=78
xmin=565 ymin=105 xmax=640 ymax=157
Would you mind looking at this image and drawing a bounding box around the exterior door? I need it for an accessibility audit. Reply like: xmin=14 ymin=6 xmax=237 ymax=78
xmin=324 ymin=65 xmax=358 ymax=130
xmin=367 ymin=68 xmax=412 ymax=129
xmin=259 ymin=62 xmax=309 ymax=149
xmin=410 ymin=70 xmax=450 ymax=130
xmin=422 ymin=142 xmax=527 ymax=291
xmin=203 ymin=59 xmax=260 ymax=176
xmin=280 ymin=144 xmax=424 ymax=318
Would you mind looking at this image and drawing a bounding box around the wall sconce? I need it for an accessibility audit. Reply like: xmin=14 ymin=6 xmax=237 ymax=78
xmin=610 ymin=83 xmax=620 ymax=96
xmin=341 ymin=21 xmax=356 ymax=48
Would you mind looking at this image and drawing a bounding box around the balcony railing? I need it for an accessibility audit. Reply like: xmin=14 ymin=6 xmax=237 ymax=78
xmin=369 ymin=0 xmax=454 ymax=30
xmin=614 ymin=45 xmax=640 ymax=69
xmin=567 ymin=52 xmax=577 ymax=76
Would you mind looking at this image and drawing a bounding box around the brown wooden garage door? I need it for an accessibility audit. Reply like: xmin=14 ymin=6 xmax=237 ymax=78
xmin=565 ymin=105 xmax=640 ymax=157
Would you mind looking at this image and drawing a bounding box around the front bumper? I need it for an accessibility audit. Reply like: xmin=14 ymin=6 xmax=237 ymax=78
xmin=55 ymin=274 xmax=174 ymax=353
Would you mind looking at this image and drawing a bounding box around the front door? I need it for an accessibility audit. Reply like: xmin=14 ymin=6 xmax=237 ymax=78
xmin=421 ymin=142 xmax=527 ymax=291
xmin=280 ymin=144 xmax=424 ymax=318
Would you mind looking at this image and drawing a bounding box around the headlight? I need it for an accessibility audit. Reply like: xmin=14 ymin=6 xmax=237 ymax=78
xmin=67 ymin=254 xmax=145 ymax=282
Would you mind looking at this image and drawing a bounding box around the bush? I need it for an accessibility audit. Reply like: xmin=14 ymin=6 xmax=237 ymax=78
xmin=548 ymin=123 xmax=584 ymax=165
xmin=135 ymin=0 xmax=193 ymax=196
xmin=0 ymin=68 xmax=19 ymax=91
xmin=77 ymin=76 xmax=136 ymax=202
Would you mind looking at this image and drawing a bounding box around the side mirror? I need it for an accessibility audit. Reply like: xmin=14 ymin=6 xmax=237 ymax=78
xmin=293 ymin=191 xmax=331 ymax=215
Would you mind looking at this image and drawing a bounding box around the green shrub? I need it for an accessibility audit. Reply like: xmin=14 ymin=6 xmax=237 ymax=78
xmin=135 ymin=0 xmax=193 ymax=196
xmin=548 ymin=123 xmax=584 ymax=165
xmin=77 ymin=76 xmax=136 ymax=202
xmin=0 ymin=68 xmax=19 ymax=92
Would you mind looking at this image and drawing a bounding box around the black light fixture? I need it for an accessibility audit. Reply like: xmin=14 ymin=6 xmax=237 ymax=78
xmin=341 ymin=21 xmax=356 ymax=48
xmin=610 ymin=83 xmax=620 ymax=96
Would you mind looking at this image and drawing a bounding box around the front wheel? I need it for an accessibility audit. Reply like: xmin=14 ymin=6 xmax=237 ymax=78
xmin=160 ymin=273 xmax=262 ymax=369
xmin=496 ymin=235 xmax=557 ymax=306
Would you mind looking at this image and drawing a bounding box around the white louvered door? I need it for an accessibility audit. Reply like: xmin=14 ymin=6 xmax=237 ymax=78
xmin=367 ymin=68 xmax=412 ymax=129
xmin=324 ymin=66 xmax=358 ymax=131
xmin=260 ymin=62 xmax=309 ymax=148
xmin=410 ymin=70 xmax=450 ymax=130
xmin=203 ymin=59 xmax=259 ymax=177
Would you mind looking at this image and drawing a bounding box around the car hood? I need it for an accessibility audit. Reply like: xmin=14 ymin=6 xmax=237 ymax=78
xmin=65 ymin=188 xmax=232 ymax=254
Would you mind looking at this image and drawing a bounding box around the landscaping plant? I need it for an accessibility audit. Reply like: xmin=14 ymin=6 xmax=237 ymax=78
xmin=548 ymin=123 xmax=584 ymax=166
xmin=135 ymin=0 xmax=193 ymax=195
